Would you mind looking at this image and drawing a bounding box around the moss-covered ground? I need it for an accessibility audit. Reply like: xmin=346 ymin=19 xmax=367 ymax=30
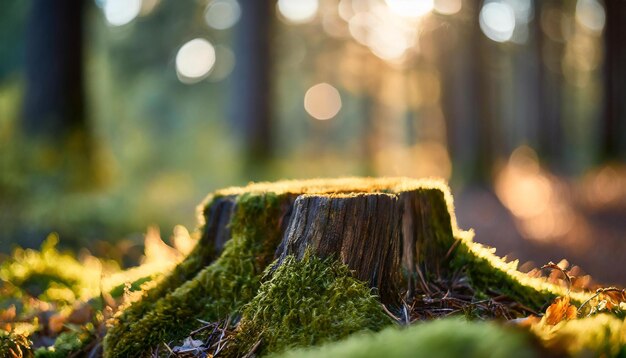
xmin=272 ymin=318 xmax=542 ymax=358
xmin=1 ymin=177 xmax=625 ymax=357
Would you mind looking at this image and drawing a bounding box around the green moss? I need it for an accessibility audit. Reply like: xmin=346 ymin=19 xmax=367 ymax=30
xmin=103 ymin=195 xmax=225 ymax=354
xmin=104 ymin=192 xmax=285 ymax=357
xmin=107 ymin=275 xmax=154 ymax=299
xmin=272 ymin=319 xmax=540 ymax=358
xmin=530 ymin=314 xmax=626 ymax=357
xmin=0 ymin=330 xmax=33 ymax=358
xmin=226 ymin=254 xmax=392 ymax=357
xmin=451 ymin=240 xmax=557 ymax=311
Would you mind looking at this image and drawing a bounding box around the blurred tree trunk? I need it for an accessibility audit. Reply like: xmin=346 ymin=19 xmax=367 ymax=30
xmin=21 ymin=0 xmax=96 ymax=188
xmin=602 ymin=0 xmax=626 ymax=161
xmin=438 ymin=1 xmax=490 ymax=184
xmin=534 ymin=0 xmax=565 ymax=170
xmin=231 ymin=0 xmax=273 ymax=177
xmin=22 ymin=0 xmax=86 ymax=138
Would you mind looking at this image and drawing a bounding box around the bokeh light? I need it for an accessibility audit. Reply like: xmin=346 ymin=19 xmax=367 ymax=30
xmin=575 ymin=0 xmax=605 ymax=33
xmin=433 ymin=0 xmax=462 ymax=15
xmin=103 ymin=0 xmax=142 ymax=26
xmin=385 ymin=0 xmax=434 ymax=18
xmin=204 ymin=0 xmax=241 ymax=30
xmin=479 ymin=1 xmax=516 ymax=43
xmin=304 ymin=83 xmax=342 ymax=120
xmin=175 ymin=38 xmax=216 ymax=84
xmin=495 ymin=146 xmax=581 ymax=244
xmin=277 ymin=0 xmax=319 ymax=24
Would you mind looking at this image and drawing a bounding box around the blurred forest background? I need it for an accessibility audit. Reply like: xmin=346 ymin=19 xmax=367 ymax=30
xmin=0 ymin=0 xmax=625 ymax=284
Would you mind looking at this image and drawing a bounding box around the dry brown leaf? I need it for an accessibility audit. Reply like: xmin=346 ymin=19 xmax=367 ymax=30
xmin=543 ymin=296 xmax=577 ymax=325
xmin=48 ymin=313 xmax=66 ymax=334
xmin=0 ymin=305 xmax=16 ymax=331
xmin=67 ymin=302 xmax=93 ymax=325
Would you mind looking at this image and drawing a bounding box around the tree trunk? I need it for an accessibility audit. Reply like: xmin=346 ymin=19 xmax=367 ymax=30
xmin=21 ymin=0 xmax=97 ymax=188
xmin=22 ymin=0 xmax=86 ymax=139
xmin=230 ymin=0 xmax=273 ymax=176
xmin=602 ymin=0 xmax=626 ymax=161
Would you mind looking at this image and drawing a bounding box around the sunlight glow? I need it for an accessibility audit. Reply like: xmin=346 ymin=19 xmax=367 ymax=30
xmin=277 ymin=0 xmax=319 ymax=24
xmin=204 ymin=0 xmax=241 ymax=30
xmin=433 ymin=0 xmax=462 ymax=15
xmin=304 ymin=83 xmax=342 ymax=120
xmin=479 ymin=1 xmax=516 ymax=43
xmin=175 ymin=38 xmax=216 ymax=84
xmin=495 ymin=146 xmax=580 ymax=244
xmin=575 ymin=0 xmax=605 ymax=33
xmin=374 ymin=142 xmax=452 ymax=180
xmin=385 ymin=0 xmax=434 ymax=18
xmin=347 ymin=5 xmax=418 ymax=62
xmin=103 ymin=0 xmax=142 ymax=26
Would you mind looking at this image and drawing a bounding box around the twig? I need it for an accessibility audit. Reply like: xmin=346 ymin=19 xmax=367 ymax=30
xmin=242 ymin=339 xmax=262 ymax=358
xmin=541 ymin=262 xmax=572 ymax=294
xmin=381 ymin=304 xmax=402 ymax=323
xmin=577 ymin=287 xmax=625 ymax=317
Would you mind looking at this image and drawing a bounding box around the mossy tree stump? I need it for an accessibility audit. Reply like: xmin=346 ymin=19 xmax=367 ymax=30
xmin=103 ymin=178 xmax=575 ymax=357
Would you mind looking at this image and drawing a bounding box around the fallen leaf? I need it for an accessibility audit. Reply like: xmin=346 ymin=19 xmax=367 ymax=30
xmin=172 ymin=337 xmax=205 ymax=354
xmin=543 ymin=296 xmax=577 ymax=325
xmin=0 ymin=305 xmax=16 ymax=331
xmin=67 ymin=302 xmax=93 ymax=325
xmin=48 ymin=313 xmax=66 ymax=334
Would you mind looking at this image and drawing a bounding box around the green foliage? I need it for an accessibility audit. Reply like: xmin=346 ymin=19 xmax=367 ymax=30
xmin=0 ymin=235 xmax=101 ymax=306
xmin=104 ymin=192 xmax=285 ymax=357
xmin=227 ymin=254 xmax=392 ymax=357
xmin=107 ymin=275 xmax=154 ymax=299
xmin=0 ymin=330 xmax=33 ymax=358
xmin=273 ymin=319 xmax=539 ymax=358
xmin=33 ymin=327 xmax=93 ymax=358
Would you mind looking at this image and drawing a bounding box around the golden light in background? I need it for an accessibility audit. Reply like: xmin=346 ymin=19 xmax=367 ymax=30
xmin=102 ymin=0 xmax=142 ymax=26
xmin=385 ymin=0 xmax=434 ymax=18
xmin=277 ymin=0 xmax=319 ymax=24
xmin=344 ymin=2 xmax=420 ymax=63
xmin=175 ymin=38 xmax=216 ymax=84
xmin=304 ymin=83 xmax=342 ymax=120
xmin=433 ymin=0 xmax=462 ymax=15
xmin=369 ymin=21 xmax=412 ymax=60
xmin=495 ymin=146 xmax=581 ymax=244
xmin=479 ymin=1 xmax=516 ymax=43
xmin=204 ymin=0 xmax=241 ymax=30
xmin=374 ymin=142 xmax=452 ymax=180
xmin=582 ymin=165 xmax=626 ymax=209
xmin=575 ymin=0 xmax=605 ymax=33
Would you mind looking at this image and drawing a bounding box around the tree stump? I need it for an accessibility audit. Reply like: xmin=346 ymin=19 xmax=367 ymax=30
xmin=104 ymin=177 xmax=576 ymax=357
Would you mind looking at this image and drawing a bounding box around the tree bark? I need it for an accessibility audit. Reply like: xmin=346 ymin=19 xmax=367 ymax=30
xmin=275 ymin=194 xmax=404 ymax=303
xmin=273 ymin=188 xmax=456 ymax=304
